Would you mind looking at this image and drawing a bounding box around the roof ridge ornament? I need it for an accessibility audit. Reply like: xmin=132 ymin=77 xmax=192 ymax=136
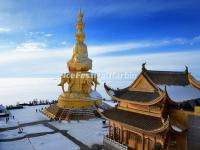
xmin=142 ymin=62 xmax=147 ymax=71
xmin=164 ymin=85 xmax=167 ymax=92
xmin=185 ymin=65 xmax=189 ymax=74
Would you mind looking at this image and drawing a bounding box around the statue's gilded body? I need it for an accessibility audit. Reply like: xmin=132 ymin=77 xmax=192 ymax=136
xmin=56 ymin=10 xmax=102 ymax=109
xmin=43 ymin=10 xmax=102 ymax=121
xmin=58 ymin=72 xmax=99 ymax=95
xmin=68 ymin=42 xmax=92 ymax=72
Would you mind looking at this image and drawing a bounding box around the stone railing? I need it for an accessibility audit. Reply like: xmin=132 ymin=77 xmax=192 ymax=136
xmin=103 ymin=135 xmax=128 ymax=150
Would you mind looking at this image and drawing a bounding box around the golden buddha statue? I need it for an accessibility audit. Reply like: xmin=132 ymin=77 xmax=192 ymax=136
xmin=44 ymin=10 xmax=102 ymax=120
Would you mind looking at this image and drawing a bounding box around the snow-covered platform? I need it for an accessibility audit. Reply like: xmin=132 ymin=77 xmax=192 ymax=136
xmin=0 ymin=105 xmax=109 ymax=150
xmin=0 ymin=133 xmax=80 ymax=150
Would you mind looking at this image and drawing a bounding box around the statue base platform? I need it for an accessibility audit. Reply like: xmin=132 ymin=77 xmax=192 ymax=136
xmin=57 ymin=91 xmax=102 ymax=109
xmin=43 ymin=91 xmax=102 ymax=121
xmin=43 ymin=104 xmax=98 ymax=120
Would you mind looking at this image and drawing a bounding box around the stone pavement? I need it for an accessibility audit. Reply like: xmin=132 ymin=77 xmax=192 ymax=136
xmin=0 ymin=120 xmax=91 ymax=150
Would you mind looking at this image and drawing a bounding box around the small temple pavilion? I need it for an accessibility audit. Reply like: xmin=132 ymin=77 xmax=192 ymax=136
xmin=44 ymin=10 xmax=102 ymax=120
xmin=102 ymin=63 xmax=200 ymax=150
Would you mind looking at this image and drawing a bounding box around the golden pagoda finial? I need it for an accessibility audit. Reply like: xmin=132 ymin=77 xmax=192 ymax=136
xmin=67 ymin=10 xmax=92 ymax=72
xmin=76 ymin=9 xmax=85 ymax=43
xmin=79 ymin=9 xmax=83 ymax=18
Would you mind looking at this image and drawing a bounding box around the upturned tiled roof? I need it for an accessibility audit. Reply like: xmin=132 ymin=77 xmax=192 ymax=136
xmin=103 ymin=109 xmax=164 ymax=131
xmin=114 ymin=90 xmax=160 ymax=102
xmin=144 ymin=70 xmax=189 ymax=86
xmin=104 ymin=84 xmax=160 ymax=102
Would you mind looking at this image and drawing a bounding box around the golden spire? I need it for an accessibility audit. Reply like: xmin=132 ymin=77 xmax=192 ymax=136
xmin=75 ymin=9 xmax=85 ymax=43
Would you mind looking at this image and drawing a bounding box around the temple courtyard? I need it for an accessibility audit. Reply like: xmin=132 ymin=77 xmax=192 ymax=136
xmin=0 ymin=104 xmax=112 ymax=150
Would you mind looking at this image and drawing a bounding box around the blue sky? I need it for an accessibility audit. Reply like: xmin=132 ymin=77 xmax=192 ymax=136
xmin=0 ymin=0 xmax=200 ymax=77
xmin=1 ymin=0 xmax=200 ymax=104
xmin=0 ymin=0 xmax=200 ymax=76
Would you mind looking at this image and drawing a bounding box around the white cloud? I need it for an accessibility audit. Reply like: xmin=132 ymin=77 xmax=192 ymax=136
xmin=0 ymin=27 xmax=11 ymax=33
xmin=0 ymin=37 xmax=200 ymax=82
xmin=88 ymin=38 xmax=194 ymax=56
xmin=0 ymin=78 xmax=60 ymax=105
xmin=44 ymin=33 xmax=52 ymax=37
xmin=15 ymin=42 xmax=47 ymax=52
xmin=93 ymin=51 xmax=200 ymax=74
xmin=0 ymin=46 xmax=71 ymax=65
xmin=0 ymin=50 xmax=200 ymax=105
xmin=0 ymin=40 xmax=166 ymax=64
xmin=88 ymin=41 xmax=156 ymax=55
xmin=0 ymin=38 xmax=200 ymax=105
xmin=192 ymin=36 xmax=200 ymax=44
xmin=25 ymin=32 xmax=53 ymax=40
xmin=61 ymin=41 xmax=67 ymax=45
xmin=0 ymin=37 xmax=200 ymax=65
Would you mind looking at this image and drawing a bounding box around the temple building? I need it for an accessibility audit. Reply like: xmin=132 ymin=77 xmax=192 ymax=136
xmin=102 ymin=63 xmax=200 ymax=150
xmin=44 ymin=10 xmax=102 ymax=120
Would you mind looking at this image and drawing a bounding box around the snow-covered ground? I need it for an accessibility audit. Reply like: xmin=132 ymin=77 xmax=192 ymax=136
xmin=49 ymin=119 xmax=108 ymax=147
xmin=0 ymin=124 xmax=53 ymax=139
xmin=0 ymin=105 xmax=49 ymax=128
xmin=0 ymin=117 xmax=18 ymax=128
xmin=10 ymin=105 xmax=49 ymax=123
xmin=0 ymin=133 xmax=80 ymax=150
xmin=0 ymin=105 xmax=108 ymax=150
xmin=0 ymin=138 xmax=33 ymax=150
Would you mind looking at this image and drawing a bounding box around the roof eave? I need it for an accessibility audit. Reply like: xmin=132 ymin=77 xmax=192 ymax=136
xmin=188 ymin=73 xmax=200 ymax=90
xmin=104 ymin=83 xmax=166 ymax=106
xmin=102 ymin=113 xmax=169 ymax=134
xmin=164 ymin=88 xmax=179 ymax=105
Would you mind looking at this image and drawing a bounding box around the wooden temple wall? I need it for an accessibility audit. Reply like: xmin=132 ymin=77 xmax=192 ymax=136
xmin=108 ymin=120 xmax=164 ymax=150
xmin=118 ymin=101 xmax=163 ymax=117
xmin=170 ymin=132 xmax=186 ymax=150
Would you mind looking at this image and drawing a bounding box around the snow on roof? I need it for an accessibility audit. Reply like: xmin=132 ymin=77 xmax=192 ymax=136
xmin=90 ymin=90 xmax=102 ymax=99
xmin=103 ymin=100 xmax=117 ymax=107
xmin=108 ymin=90 xmax=115 ymax=96
xmin=158 ymin=85 xmax=200 ymax=102
xmin=171 ymin=125 xmax=183 ymax=132
xmin=98 ymin=108 xmax=104 ymax=112
xmin=193 ymin=78 xmax=200 ymax=85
